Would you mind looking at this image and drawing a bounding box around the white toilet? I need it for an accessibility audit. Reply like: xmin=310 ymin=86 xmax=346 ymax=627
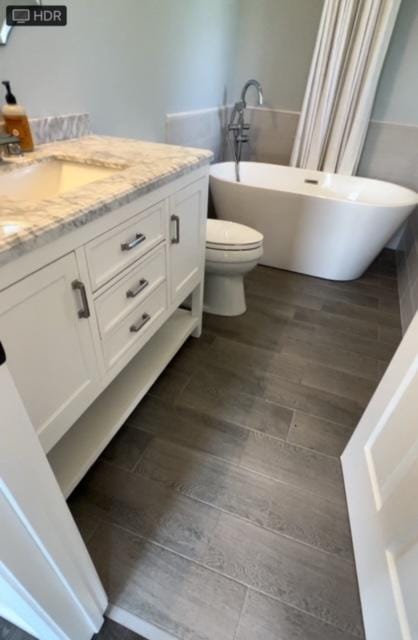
xmin=204 ymin=219 xmax=264 ymax=316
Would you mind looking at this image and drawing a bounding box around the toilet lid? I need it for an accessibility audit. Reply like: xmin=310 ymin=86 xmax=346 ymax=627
xmin=206 ymin=219 xmax=263 ymax=250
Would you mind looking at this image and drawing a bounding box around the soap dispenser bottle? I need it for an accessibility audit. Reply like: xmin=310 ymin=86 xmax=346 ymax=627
xmin=2 ymin=81 xmax=34 ymax=152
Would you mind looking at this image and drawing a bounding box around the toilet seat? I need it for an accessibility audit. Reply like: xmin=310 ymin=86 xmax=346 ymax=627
xmin=206 ymin=219 xmax=263 ymax=251
xmin=206 ymin=245 xmax=263 ymax=264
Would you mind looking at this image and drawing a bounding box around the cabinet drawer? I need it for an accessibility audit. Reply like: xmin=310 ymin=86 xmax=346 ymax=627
xmin=101 ymin=282 xmax=167 ymax=371
xmin=85 ymin=200 xmax=167 ymax=291
xmin=95 ymin=245 xmax=166 ymax=339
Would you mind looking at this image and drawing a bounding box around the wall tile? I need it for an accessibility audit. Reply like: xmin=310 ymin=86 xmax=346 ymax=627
xmin=243 ymin=107 xmax=300 ymax=165
xmin=165 ymin=107 xmax=227 ymax=163
xmin=358 ymin=121 xmax=418 ymax=191
xmin=166 ymin=106 xmax=299 ymax=166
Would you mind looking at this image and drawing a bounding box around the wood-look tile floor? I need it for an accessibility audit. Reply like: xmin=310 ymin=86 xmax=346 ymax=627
xmin=0 ymin=617 xmax=145 ymax=639
xmin=69 ymin=250 xmax=401 ymax=640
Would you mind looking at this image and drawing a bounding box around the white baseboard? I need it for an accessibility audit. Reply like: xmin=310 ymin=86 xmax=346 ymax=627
xmin=106 ymin=604 xmax=178 ymax=640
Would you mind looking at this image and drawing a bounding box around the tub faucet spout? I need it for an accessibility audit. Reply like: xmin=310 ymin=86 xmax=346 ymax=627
xmin=227 ymin=79 xmax=264 ymax=182
xmin=240 ymin=79 xmax=264 ymax=108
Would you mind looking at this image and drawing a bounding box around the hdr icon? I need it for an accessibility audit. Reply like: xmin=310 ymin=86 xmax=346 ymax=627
xmin=6 ymin=5 xmax=67 ymax=26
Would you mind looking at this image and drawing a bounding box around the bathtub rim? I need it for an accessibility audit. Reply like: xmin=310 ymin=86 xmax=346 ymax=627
xmin=210 ymin=161 xmax=418 ymax=210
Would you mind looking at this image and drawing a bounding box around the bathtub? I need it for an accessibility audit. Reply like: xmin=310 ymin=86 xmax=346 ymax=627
xmin=210 ymin=162 xmax=417 ymax=280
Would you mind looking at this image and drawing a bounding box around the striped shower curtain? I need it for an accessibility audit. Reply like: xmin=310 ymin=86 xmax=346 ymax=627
xmin=290 ymin=0 xmax=401 ymax=175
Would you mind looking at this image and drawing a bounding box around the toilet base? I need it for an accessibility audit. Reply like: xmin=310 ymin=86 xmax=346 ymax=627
xmin=204 ymin=273 xmax=246 ymax=316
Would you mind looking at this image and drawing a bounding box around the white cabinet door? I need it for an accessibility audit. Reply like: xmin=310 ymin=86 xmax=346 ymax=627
xmin=0 ymin=253 xmax=100 ymax=453
xmin=169 ymin=178 xmax=207 ymax=306
xmin=342 ymin=312 xmax=418 ymax=640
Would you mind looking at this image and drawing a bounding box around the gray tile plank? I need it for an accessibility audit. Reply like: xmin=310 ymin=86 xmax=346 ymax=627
xmin=312 ymin=324 xmax=396 ymax=361
xmin=294 ymin=307 xmax=378 ymax=339
xmin=148 ymin=368 xmax=191 ymax=401
xmin=235 ymin=590 xmax=362 ymax=640
xmin=205 ymin=306 xmax=395 ymax=362
xmin=301 ymin=364 xmax=376 ymax=407
xmin=199 ymin=513 xmax=363 ymax=637
xmin=101 ymin=424 xmax=151 ymax=471
xmin=378 ymin=324 xmax=402 ymax=346
xmin=175 ymin=334 xmax=305 ymax=385
xmin=128 ymin=395 xmax=250 ymax=463
xmin=240 ymin=430 xmax=346 ymax=504
xmin=321 ymin=300 xmax=400 ymax=329
xmin=249 ymin=260 xmax=391 ymax=305
xmin=263 ymin=374 xmax=363 ymax=427
xmin=355 ymin=271 xmax=397 ymax=292
xmin=287 ymin=411 xmax=353 ymax=458
xmin=178 ymin=379 xmax=293 ymax=440
xmin=89 ymin=523 xmax=246 ymax=640
xmin=136 ymin=438 xmax=353 ymax=559
xmin=379 ymin=294 xmax=400 ymax=315
xmin=279 ymin=337 xmax=381 ymax=382
xmin=74 ymin=461 xmax=222 ymax=558
xmin=78 ymin=463 xmax=362 ymax=637
xmin=247 ymin=265 xmax=379 ymax=310
xmin=203 ymin=309 xmax=318 ymax=353
xmin=246 ymin=280 xmax=324 ymax=311
xmin=181 ymin=359 xmax=267 ymax=398
xmin=68 ymin=493 xmax=101 ymax=543
xmin=129 ymin=395 xmax=345 ymax=501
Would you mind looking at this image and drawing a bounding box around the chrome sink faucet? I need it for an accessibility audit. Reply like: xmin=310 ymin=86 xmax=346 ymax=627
xmin=0 ymin=135 xmax=22 ymax=162
xmin=227 ymin=79 xmax=263 ymax=181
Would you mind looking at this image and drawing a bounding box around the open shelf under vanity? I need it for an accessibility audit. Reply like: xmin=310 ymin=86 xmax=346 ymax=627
xmin=47 ymin=308 xmax=198 ymax=498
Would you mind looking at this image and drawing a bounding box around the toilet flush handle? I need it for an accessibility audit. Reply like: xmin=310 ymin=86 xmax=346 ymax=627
xmin=171 ymin=214 xmax=180 ymax=244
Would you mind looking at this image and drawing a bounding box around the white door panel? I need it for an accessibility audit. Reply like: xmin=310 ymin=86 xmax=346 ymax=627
xmin=342 ymin=312 xmax=418 ymax=640
xmin=0 ymin=353 xmax=106 ymax=639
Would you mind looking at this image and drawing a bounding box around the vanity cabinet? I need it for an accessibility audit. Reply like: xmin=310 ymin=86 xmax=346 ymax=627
xmin=169 ymin=178 xmax=207 ymax=306
xmin=0 ymin=252 xmax=100 ymax=453
xmin=0 ymin=167 xmax=209 ymax=497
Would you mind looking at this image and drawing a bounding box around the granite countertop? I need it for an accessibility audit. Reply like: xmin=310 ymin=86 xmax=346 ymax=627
xmin=0 ymin=135 xmax=212 ymax=267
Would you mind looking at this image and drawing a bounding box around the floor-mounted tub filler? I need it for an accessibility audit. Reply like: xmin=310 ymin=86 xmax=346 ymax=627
xmin=210 ymin=161 xmax=417 ymax=281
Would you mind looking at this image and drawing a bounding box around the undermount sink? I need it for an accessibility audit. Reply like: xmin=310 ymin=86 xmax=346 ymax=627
xmin=0 ymin=158 xmax=118 ymax=202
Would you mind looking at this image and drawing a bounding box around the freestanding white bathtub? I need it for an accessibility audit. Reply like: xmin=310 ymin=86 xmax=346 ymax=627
xmin=210 ymin=162 xmax=417 ymax=280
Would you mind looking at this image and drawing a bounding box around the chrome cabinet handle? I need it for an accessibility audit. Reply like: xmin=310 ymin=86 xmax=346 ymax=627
xmin=121 ymin=233 xmax=146 ymax=251
xmin=171 ymin=215 xmax=180 ymax=244
xmin=130 ymin=313 xmax=151 ymax=333
xmin=72 ymin=280 xmax=91 ymax=319
xmin=126 ymin=278 xmax=149 ymax=299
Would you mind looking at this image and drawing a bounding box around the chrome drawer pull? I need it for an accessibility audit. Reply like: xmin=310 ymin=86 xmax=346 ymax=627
xmin=130 ymin=313 xmax=151 ymax=333
xmin=171 ymin=214 xmax=180 ymax=244
xmin=126 ymin=278 xmax=149 ymax=299
xmin=72 ymin=280 xmax=91 ymax=319
xmin=121 ymin=233 xmax=146 ymax=251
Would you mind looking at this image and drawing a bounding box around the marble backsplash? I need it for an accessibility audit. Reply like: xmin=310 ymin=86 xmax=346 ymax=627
xmin=0 ymin=112 xmax=90 ymax=146
xmin=30 ymin=113 xmax=91 ymax=145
